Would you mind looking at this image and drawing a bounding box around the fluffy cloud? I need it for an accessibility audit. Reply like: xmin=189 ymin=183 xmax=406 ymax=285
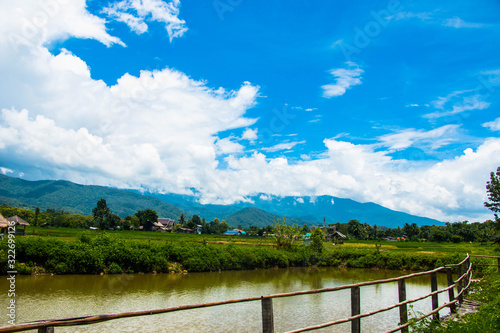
xmin=218 ymin=138 xmax=500 ymax=221
xmin=322 ymin=62 xmax=363 ymax=98
xmin=0 ymin=1 xmax=258 ymax=193
xmin=102 ymin=0 xmax=187 ymax=40
xmin=0 ymin=0 xmax=124 ymax=47
xmin=241 ymin=128 xmax=258 ymax=142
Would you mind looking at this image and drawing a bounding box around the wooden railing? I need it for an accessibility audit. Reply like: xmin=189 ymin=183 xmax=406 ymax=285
xmin=0 ymin=255 xmax=473 ymax=333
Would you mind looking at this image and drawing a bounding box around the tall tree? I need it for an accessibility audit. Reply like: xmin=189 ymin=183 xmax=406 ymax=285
xmin=92 ymin=198 xmax=111 ymax=229
xmin=34 ymin=207 xmax=40 ymax=226
xmin=135 ymin=209 xmax=158 ymax=231
xmin=485 ymin=166 xmax=500 ymax=231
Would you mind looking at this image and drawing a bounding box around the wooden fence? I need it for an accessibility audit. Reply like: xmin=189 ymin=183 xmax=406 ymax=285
xmin=0 ymin=254 xmax=477 ymax=333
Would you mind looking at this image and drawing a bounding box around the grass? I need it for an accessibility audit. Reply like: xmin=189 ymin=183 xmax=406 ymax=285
xmin=26 ymin=226 xmax=498 ymax=255
xmin=25 ymin=226 xmax=276 ymax=245
xmin=335 ymin=240 xmax=497 ymax=256
xmin=410 ymin=274 xmax=500 ymax=332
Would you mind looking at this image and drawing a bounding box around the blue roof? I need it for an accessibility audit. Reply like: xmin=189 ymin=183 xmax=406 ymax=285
xmin=223 ymin=230 xmax=246 ymax=235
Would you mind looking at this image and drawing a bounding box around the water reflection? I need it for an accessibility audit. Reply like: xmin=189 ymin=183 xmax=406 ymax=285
xmin=0 ymin=267 xmax=450 ymax=332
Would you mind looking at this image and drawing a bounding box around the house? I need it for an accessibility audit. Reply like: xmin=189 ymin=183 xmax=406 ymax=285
xmin=157 ymin=218 xmax=175 ymax=232
xmin=331 ymin=230 xmax=346 ymax=244
xmin=0 ymin=213 xmax=9 ymax=238
xmin=223 ymin=229 xmax=247 ymax=236
xmin=7 ymin=215 xmax=30 ymax=235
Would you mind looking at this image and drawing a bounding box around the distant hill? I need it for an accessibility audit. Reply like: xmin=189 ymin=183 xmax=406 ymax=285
xmin=225 ymin=207 xmax=311 ymax=228
xmin=0 ymin=174 xmax=443 ymax=228
xmin=148 ymin=193 xmax=443 ymax=228
xmin=0 ymin=174 xmax=188 ymax=219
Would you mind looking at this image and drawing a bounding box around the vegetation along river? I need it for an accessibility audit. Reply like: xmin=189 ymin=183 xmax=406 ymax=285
xmin=1 ymin=267 xmax=450 ymax=332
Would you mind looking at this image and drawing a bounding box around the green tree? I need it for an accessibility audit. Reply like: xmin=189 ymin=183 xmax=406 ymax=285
xmin=135 ymin=209 xmax=158 ymax=231
xmin=273 ymin=217 xmax=301 ymax=249
xmin=310 ymin=227 xmax=325 ymax=254
xmin=348 ymin=219 xmax=363 ymax=239
xmin=485 ymin=166 xmax=500 ymax=231
xmin=34 ymin=207 xmax=40 ymax=226
xmin=402 ymin=223 xmax=420 ymax=241
xmin=301 ymin=224 xmax=311 ymax=234
xmin=92 ymin=198 xmax=111 ymax=229
xmin=178 ymin=214 xmax=187 ymax=227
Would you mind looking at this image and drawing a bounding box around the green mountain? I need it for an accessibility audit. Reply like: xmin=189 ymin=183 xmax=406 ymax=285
xmin=147 ymin=193 xmax=443 ymax=228
xmin=0 ymin=174 xmax=443 ymax=228
xmin=0 ymin=174 xmax=187 ymax=219
xmin=225 ymin=207 xmax=311 ymax=229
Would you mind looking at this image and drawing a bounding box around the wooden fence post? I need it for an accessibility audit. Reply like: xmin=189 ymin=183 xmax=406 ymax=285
xmin=430 ymin=272 xmax=439 ymax=323
xmin=446 ymin=267 xmax=456 ymax=313
xmin=457 ymin=264 xmax=463 ymax=304
xmin=261 ymin=297 xmax=274 ymax=333
xmin=351 ymin=286 xmax=360 ymax=333
xmin=398 ymin=279 xmax=408 ymax=333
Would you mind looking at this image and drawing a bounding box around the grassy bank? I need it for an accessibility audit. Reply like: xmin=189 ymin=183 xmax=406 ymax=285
xmin=3 ymin=228 xmax=496 ymax=275
xmin=411 ymin=274 xmax=500 ymax=332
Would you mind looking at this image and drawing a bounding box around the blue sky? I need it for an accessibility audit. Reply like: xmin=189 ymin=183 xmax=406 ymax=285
xmin=0 ymin=0 xmax=499 ymax=222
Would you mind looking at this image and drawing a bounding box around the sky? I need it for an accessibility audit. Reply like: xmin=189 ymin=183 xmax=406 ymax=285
xmin=0 ymin=0 xmax=500 ymax=222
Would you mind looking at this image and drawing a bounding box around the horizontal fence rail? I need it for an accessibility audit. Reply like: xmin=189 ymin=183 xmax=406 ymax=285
xmin=0 ymin=254 xmax=477 ymax=333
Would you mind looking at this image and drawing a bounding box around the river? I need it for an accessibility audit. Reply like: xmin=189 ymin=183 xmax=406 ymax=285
xmin=0 ymin=267 xmax=451 ymax=332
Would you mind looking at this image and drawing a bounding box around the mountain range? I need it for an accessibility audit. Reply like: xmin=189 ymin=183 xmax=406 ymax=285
xmin=0 ymin=174 xmax=442 ymax=228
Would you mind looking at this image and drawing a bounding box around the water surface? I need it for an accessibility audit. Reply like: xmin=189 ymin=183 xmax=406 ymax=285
xmin=0 ymin=267 xmax=451 ymax=332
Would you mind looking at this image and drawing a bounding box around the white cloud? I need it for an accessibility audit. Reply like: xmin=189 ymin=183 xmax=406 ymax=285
xmin=262 ymin=141 xmax=306 ymax=153
xmin=102 ymin=0 xmax=187 ymax=41
xmin=220 ymin=138 xmax=500 ymax=222
xmin=378 ymin=125 xmax=460 ymax=151
xmin=322 ymin=62 xmax=363 ymax=98
xmin=0 ymin=1 xmax=124 ymax=47
xmin=483 ymin=118 xmax=500 ymax=131
xmin=0 ymin=167 xmax=13 ymax=175
xmin=241 ymin=128 xmax=258 ymax=142
xmin=215 ymin=137 xmax=244 ymax=155
xmin=296 ymin=198 xmax=304 ymax=204
xmin=424 ymin=91 xmax=490 ymax=119
xmin=0 ymin=2 xmax=259 ymax=194
xmin=391 ymin=12 xmax=485 ymax=30
xmin=443 ymin=17 xmax=484 ymax=29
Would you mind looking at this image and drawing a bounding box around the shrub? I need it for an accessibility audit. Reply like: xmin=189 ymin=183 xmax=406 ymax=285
xmin=107 ymin=262 xmax=123 ymax=274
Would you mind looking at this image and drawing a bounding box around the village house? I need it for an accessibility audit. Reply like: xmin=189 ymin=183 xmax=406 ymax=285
xmin=0 ymin=213 xmax=8 ymax=239
xmin=7 ymin=215 xmax=30 ymax=235
xmin=0 ymin=214 xmax=30 ymax=238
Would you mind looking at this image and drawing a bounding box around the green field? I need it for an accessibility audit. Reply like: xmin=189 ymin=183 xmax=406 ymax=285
xmin=25 ymin=226 xmax=497 ymax=256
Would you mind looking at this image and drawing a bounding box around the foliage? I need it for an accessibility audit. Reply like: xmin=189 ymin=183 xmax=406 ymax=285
xmin=135 ymin=209 xmax=158 ymax=231
xmin=273 ymin=217 xmax=301 ymax=249
xmin=485 ymin=166 xmax=500 ymax=231
xmin=310 ymin=228 xmax=325 ymax=254
xmin=412 ymin=275 xmax=500 ymax=332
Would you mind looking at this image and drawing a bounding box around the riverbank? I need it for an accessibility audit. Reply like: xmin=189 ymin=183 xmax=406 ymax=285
xmin=0 ymin=231 xmax=477 ymax=275
xmin=412 ymin=274 xmax=500 ymax=332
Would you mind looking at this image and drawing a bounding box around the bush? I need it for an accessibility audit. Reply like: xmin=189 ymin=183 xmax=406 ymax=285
xmin=107 ymin=262 xmax=123 ymax=274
